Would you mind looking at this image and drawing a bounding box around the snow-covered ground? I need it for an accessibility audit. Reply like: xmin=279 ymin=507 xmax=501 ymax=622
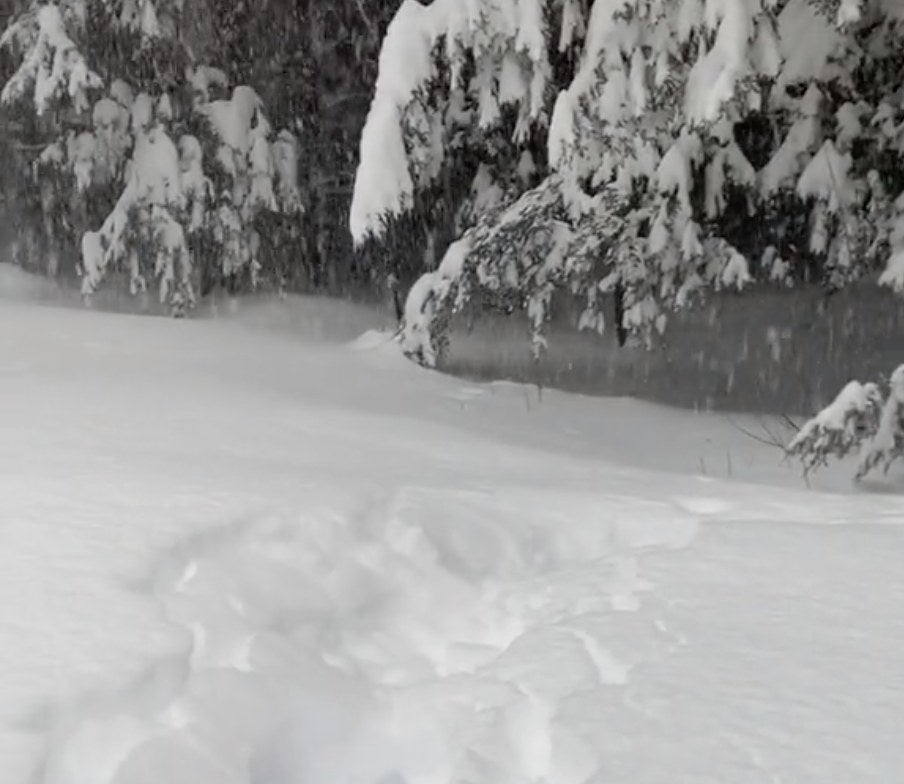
xmin=2 ymin=265 xmax=904 ymax=783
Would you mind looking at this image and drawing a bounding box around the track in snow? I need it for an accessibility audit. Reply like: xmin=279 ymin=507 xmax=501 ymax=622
xmin=35 ymin=486 xmax=704 ymax=784
xmin=34 ymin=485 xmax=904 ymax=784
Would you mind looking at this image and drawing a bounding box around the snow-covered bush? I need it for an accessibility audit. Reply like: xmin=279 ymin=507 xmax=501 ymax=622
xmin=787 ymin=379 xmax=883 ymax=475
xmin=1 ymin=0 xmax=302 ymax=311
xmin=789 ymin=366 xmax=904 ymax=479
xmin=353 ymin=0 xmax=904 ymax=365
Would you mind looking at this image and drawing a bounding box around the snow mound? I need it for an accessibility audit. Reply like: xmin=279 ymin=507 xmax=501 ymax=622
xmin=348 ymin=328 xmax=400 ymax=352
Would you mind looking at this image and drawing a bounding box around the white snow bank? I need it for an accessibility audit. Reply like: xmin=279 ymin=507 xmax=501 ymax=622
xmin=2 ymin=300 xmax=904 ymax=783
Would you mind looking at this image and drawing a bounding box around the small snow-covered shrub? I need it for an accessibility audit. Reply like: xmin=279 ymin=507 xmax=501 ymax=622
xmin=787 ymin=380 xmax=883 ymax=475
xmin=788 ymin=366 xmax=904 ymax=479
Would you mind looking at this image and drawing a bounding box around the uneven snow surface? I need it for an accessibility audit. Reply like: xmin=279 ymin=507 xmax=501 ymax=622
xmin=2 ymin=274 xmax=904 ymax=783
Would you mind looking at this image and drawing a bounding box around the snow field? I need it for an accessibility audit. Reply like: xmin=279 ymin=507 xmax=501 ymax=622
xmin=2 ymin=274 xmax=904 ymax=782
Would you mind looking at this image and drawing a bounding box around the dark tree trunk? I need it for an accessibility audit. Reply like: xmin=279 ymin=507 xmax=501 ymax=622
xmin=614 ymin=283 xmax=627 ymax=347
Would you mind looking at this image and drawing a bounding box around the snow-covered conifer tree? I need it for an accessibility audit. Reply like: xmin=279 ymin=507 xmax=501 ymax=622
xmin=1 ymin=0 xmax=302 ymax=311
xmin=353 ymin=0 xmax=904 ymax=365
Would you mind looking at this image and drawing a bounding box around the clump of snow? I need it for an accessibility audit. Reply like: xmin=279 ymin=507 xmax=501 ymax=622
xmin=120 ymin=0 xmax=163 ymax=37
xmin=178 ymin=134 xmax=211 ymax=231
xmin=760 ymin=84 xmax=823 ymax=195
xmin=200 ymin=86 xmax=299 ymax=217
xmin=558 ymin=0 xmax=585 ymax=52
xmin=835 ymin=101 xmax=865 ymax=149
xmin=66 ymin=130 xmax=96 ymax=192
xmin=351 ymin=0 xmax=553 ymax=244
xmin=685 ymin=0 xmax=761 ymax=122
xmin=857 ymin=365 xmax=904 ymax=478
xmin=656 ymin=131 xmax=703 ymax=213
xmin=187 ymin=65 xmax=228 ymax=104
xmin=91 ymin=95 xmax=131 ymax=183
xmin=796 ymin=140 xmax=856 ymax=212
xmin=202 ymin=85 xmax=265 ymax=153
xmin=836 ymin=0 xmax=863 ymax=26
xmin=547 ymin=88 xmax=577 ymax=170
xmin=110 ymin=78 xmax=134 ymax=108
xmin=774 ymin=0 xmax=848 ymax=95
xmin=879 ymin=247 xmax=904 ymax=292
xmin=401 ymin=235 xmax=472 ymax=365
xmin=350 ymin=1 xmax=446 ymax=244
xmin=271 ymin=130 xmax=303 ymax=214
xmin=879 ymin=211 xmax=904 ymax=293
xmin=720 ymin=249 xmax=753 ymax=291
xmin=763 ymin=246 xmax=792 ymax=286
xmin=704 ymin=123 xmax=756 ymax=219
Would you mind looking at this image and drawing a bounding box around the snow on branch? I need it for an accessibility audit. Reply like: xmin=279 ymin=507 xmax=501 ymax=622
xmin=685 ymin=0 xmax=770 ymax=123
xmin=1 ymin=3 xmax=102 ymax=115
xmin=400 ymin=175 xmax=581 ymax=365
xmin=350 ymin=0 xmax=554 ymax=245
xmin=856 ymin=366 xmax=904 ymax=479
xmin=401 ymin=236 xmax=473 ymax=366
xmin=119 ymin=0 xmax=164 ymax=38
xmin=878 ymin=206 xmax=904 ymax=293
xmin=350 ymin=1 xmax=448 ymax=244
xmin=796 ymin=140 xmax=856 ymax=213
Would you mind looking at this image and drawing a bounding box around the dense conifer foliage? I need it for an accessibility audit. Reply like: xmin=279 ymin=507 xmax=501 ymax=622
xmin=350 ymin=0 xmax=904 ymax=363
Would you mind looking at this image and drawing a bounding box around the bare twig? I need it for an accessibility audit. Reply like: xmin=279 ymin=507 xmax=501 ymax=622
xmin=354 ymin=0 xmax=376 ymax=37
xmin=781 ymin=413 xmax=802 ymax=434
xmin=725 ymin=415 xmax=789 ymax=452
xmin=14 ymin=141 xmax=52 ymax=152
